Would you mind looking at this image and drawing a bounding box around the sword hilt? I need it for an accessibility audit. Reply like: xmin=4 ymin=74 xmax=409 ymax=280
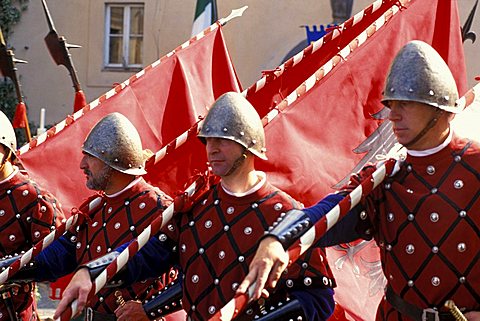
xmin=444 ymin=300 xmax=468 ymax=321
xmin=115 ymin=290 xmax=126 ymax=307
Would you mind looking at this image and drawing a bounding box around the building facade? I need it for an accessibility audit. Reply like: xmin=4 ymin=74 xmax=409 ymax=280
xmin=8 ymin=0 xmax=480 ymax=129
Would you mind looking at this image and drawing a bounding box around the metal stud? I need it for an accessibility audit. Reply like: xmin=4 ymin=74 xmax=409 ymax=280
xmin=214 ymin=279 xmax=219 ymax=285
xmin=0 ymin=210 xmax=4 ymax=216
xmin=286 ymin=279 xmax=294 ymax=288
xmin=251 ymin=203 xmax=258 ymax=209
xmin=76 ymin=242 xmax=82 ymax=249
xmin=430 ymin=213 xmax=439 ymax=222
xmin=159 ymin=234 xmax=167 ymax=242
xmin=454 ymin=155 xmax=461 ymax=162
xmin=139 ymin=202 xmax=146 ymax=209
xmin=130 ymin=226 xmax=135 ymax=231
xmin=191 ymin=275 xmax=199 ymax=283
xmin=457 ymin=243 xmax=466 ymax=252
xmin=322 ymin=277 xmax=329 ymax=286
xmin=431 ymin=276 xmax=440 ymax=287
xmin=199 ymin=248 xmax=204 ymax=254
xmin=407 ymin=214 xmax=414 ymax=221
xmin=274 ymin=203 xmax=283 ymax=211
xmin=202 ymin=199 xmax=208 ymax=205
xmin=9 ymin=235 xmax=15 ymax=242
xmin=407 ymin=280 xmax=414 ymax=287
xmin=189 ymin=221 xmax=194 ymax=227
xmin=168 ymin=224 xmax=175 ymax=231
xmin=108 ymin=207 xmax=113 ymax=213
xmin=459 ymin=210 xmax=467 ymax=218
xmin=459 ymin=276 xmax=466 ymax=283
xmin=92 ymin=222 xmax=98 ymax=228
xmin=224 ymin=225 xmax=229 ymax=231
xmin=124 ymin=201 xmax=130 ymax=206
xmin=431 ymin=187 xmax=438 ymax=194
xmin=70 ymin=235 xmax=77 ymax=242
xmin=40 ymin=206 xmax=47 ymax=213
xmin=15 ymin=214 xmax=20 ymax=219
xmin=387 ymin=213 xmax=394 ymax=222
xmin=232 ymin=283 xmax=239 ymax=291
xmin=405 ymin=244 xmax=415 ymax=254
xmin=386 ymin=244 xmax=392 ymax=251
xmin=205 ymin=220 xmax=212 ymax=229
xmin=227 ymin=207 xmax=235 ymax=214
xmin=429 ymin=90 xmax=435 ymax=96
xmin=96 ymin=246 xmax=102 ymax=253
xmin=302 ymin=262 xmax=308 ymax=269
xmin=454 ymin=180 xmax=464 ymax=189
xmin=214 ymin=199 xmax=220 ymax=205
xmin=432 ymin=246 xmax=439 ymax=254
xmin=114 ymin=222 xmax=121 ymax=230
xmin=360 ymin=211 xmax=367 ymax=220
xmin=304 ymin=277 xmax=312 ymax=286
xmin=218 ymin=251 xmax=225 ymax=259
xmin=208 ymin=306 xmax=216 ymax=314
xmin=384 ymin=183 xmax=391 ymax=189
xmin=244 ymin=227 xmax=253 ymax=235
xmin=22 ymin=190 xmax=29 ymax=196
xmin=181 ymin=244 xmax=186 ymax=252
xmin=426 ymin=166 xmax=435 ymax=175
xmin=238 ymin=256 xmax=245 ymax=262
xmin=34 ymin=231 xmax=41 ymax=238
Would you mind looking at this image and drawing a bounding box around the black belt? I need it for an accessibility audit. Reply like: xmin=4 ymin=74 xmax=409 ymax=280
xmin=386 ymin=287 xmax=455 ymax=321
xmin=85 ymin=307 xmax=117 ymax=321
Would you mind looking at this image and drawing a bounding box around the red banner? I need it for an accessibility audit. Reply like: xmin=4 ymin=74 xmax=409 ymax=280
xmin=18 ymin=25 xmax=241 ymax=211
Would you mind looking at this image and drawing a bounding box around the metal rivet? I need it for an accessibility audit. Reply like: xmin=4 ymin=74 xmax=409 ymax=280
xmin=226 ymin=207 xmax=235 ymax=214
xmin=431 ymin=276 xmax=440 ymax=286
xmin=457 ymin=243 xmax=466 ymax=252
xmin=430 ymin=213 xmax=439 ymax=222
xmin=387 ymin=213 xmax=394 ymax=222
xmin=454 ymin=180 xmax=464 ymax=189
xmin=274 ymin=203 xmax=283 ymax=211
xmin=406 ymin=244 xmax=415 ymax=254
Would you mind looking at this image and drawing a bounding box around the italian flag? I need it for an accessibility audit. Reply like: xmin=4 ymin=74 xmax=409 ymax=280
xmin=191 ymin=0 xmax=218 ymax=36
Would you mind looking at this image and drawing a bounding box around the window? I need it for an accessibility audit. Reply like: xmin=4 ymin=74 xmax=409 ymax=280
xmin=105 ymin=3 xmax=144 ymax=69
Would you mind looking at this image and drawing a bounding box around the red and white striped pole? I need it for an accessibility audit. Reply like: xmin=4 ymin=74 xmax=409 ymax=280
xmin=209 ymin=158 xmax=398 ymax=321
xmin=0 ymin=196 xmax=103 ymax=285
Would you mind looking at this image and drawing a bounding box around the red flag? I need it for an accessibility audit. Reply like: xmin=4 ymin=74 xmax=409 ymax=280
xmin=12 ymin=101 xmax=27 ymax=128
xmin=73 ymin=90 xmax=87 ymax=112
xmin=17 ymin=25 xmax=241 ymax=211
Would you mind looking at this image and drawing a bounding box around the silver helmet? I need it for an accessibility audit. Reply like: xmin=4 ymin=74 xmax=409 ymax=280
xmin=82 ymin=112 xmax=147 ymax=175
xmin=198 ymin=92 xmax=267 ymax=160
xmin=382 ymin=40 xmax=460 ymax=113
xmin=0 ymin=111 xmax=16 ymax=155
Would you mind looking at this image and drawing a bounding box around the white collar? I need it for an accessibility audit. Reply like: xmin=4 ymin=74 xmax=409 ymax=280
xmin=105 ymin=177 xmax=142 ymax=198
xmin=407 ymin=129 xmax=452 ymax=157
xmin=221 ymin=171 xmax=267 ymax=197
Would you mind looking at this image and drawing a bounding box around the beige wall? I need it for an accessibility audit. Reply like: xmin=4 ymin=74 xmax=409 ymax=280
xmin=9 ymin=0 xmax=480 ymax=128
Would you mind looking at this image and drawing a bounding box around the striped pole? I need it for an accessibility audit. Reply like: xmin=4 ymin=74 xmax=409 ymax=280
xmin=0 ymin=196 xmax=103 ymax=285
xmin=56 ymin=170 xmax=215 ymax=321
xmin=209 ymin=158 xmax=398 ymax=321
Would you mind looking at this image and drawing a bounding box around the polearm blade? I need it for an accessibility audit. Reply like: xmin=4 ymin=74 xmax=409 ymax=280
xmin=0 ymin=27 xmax=32 ymax=142
xmin=42 ymin=0 xmax=83 ymax=93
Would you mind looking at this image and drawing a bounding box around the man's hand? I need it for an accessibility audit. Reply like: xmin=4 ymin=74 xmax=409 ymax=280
xmin=53 ymin=268 xmax=92 ymax=319
xmin=115 ymin=300 xmax=149 ymax=321
xmin=236 ymin=237 xmax=289 ymax=300
xmin=465 ymin=311 xmax=480 ymax=321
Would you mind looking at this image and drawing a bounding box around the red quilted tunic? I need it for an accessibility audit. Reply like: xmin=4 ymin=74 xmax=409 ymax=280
xmin=72 ymin=178 xmax=173 ymax=313
xmin=0 ymin=169 xmax=65 ymax=321
xmin=166 ymin=177 xmax=335 ymax=321
xmin=352 ymin=136 xmax=480 ymax=320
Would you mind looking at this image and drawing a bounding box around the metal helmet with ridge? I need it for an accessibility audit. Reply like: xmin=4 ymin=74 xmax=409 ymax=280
xmin=82 ymin=112 xmax=147 ymax=175
xmin=198 ymin=92 xmax=267 ymax=160
xmin=0 ymin=111 xmax=16 ymax=156
xmin=382 ymin=40 xmax=460 ymax=113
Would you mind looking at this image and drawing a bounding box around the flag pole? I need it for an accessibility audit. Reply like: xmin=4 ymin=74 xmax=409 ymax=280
xmin=0 ymin=27 xmax=32 ymax=142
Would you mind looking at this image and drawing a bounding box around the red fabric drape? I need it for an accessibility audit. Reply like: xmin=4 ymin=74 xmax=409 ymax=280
xmin=18 ymin=26 xmax=241 ymax=211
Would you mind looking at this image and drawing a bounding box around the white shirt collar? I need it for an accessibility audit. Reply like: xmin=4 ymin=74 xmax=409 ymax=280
xmin=221 ymin=171 xmax=267 ymax=197
xmin=105 ymin=177 xmax=142 ymax=198
xmin=407 ymin=129 xmax=453 ymax=157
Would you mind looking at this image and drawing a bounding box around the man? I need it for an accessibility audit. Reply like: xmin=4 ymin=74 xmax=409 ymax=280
xmin=0 ymin=111 xmax=65 ymax=320
xmin=238 ymin=41 xmax=480 ymax=320
xmin=10 ymin=112 xmax=175 ymax=320
xmin=54 ymin=92 xmax=340 ymax=321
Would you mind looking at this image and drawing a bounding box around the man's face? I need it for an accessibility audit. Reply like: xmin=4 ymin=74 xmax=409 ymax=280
xmin=79 ymin=153 xmax=113 ymax=191
xmin=388 ymin=100 xmax=442 ymax=150
xmin=205 ymin=138 xmax=244 ymax=177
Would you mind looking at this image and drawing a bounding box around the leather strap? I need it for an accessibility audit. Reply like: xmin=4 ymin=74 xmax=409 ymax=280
xmin=386 ymin=287 xmax=455 ymax=321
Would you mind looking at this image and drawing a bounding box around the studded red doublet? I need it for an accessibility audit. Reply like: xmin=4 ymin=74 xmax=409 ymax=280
xmin=0 ymin=170 xmax=65 ymax=321
xmin=166 ymin=180 xmax=335 ymax=321
xmin=72 ymin=178 xmax=173 ymax=313
xmin=355 ymin=137 xmax=480 ymax=320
